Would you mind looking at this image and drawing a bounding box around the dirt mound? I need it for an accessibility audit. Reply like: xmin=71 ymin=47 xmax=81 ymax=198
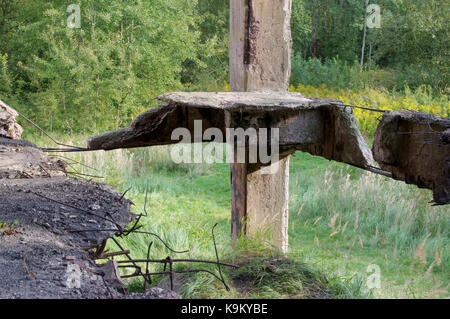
xmin=231 ymin=258 xmax=333 ymax=299
xmin=0 ymin=140 xmax=180 ymax=299
xmin=0 ymin=177 xmax=135 ymax=298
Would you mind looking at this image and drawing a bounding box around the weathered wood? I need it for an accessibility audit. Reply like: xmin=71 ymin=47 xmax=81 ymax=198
xmin=0 ymin=100 xmax=23 ymax=139
xmin=373 ymin=111 xmax=450 ymax=205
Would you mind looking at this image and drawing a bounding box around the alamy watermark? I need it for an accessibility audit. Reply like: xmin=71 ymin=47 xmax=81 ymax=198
xmin=366 ymin=4 xmax=381 ymax=29
xmin=170 ymin=120 xmax=280 ymax=174
xmin=65 ymin=263 xmax=82 ymax=289
xmin=366 ymin=264 xmax=381 ymax=290
xmin=67 ymin=4 xmax=81 ymax=29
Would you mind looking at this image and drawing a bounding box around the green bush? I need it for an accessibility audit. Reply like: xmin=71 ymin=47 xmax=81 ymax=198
xmin=291 ymin=54 xmax=449 ymax=95
xmin=291 ymin=55 xmax=362 ymax=90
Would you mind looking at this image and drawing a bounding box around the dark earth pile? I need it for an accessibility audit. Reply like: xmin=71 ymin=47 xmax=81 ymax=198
xmin=0 ymin=177 xmax=134 ymax=298
xmin=0 ymin=138 xmax=179 ymax=298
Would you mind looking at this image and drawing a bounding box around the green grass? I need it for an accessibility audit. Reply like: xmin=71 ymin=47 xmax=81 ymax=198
xmin=26 ymin=132 xmax=449 ymax=299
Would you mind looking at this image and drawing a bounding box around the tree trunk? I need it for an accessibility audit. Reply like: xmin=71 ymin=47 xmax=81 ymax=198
xmin=360 ymin=0 xmax=370 ymax=68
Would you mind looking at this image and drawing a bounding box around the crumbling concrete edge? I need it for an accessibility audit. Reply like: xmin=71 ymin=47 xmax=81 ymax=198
xmin=372 ymin=110 xmax=450 ymax=205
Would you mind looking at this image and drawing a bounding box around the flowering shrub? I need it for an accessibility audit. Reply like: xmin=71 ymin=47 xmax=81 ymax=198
xmin=290 ymin=84 xmax=449 ymax=136
xmin=219 ymin=81 xmax=448 ymax=136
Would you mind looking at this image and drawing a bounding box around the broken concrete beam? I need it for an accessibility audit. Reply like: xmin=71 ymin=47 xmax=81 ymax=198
xmin=87 ymin=90 xmax=372 ymax=256
xmin=372 ymin=110 xmax=450 ymax=205
xmin=292 ymin=103 xmax=374 ymax=169
xmin=158 ymin=91 xmax=324 ymax=111
xmin=87 ymin=104 xmax=225 ymax=150
xmin=0 ymin=99 xmax=23 ymax=139
xmin=88 ymin=92 xmax=372 ymax=169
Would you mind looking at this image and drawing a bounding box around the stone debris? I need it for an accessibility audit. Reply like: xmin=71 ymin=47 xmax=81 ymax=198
xmin=0 ymin=137 xmax=67 ymax=179
xmin=124 ymin=287 xmax=182 ymax=299
xmin=139 ymin=287 xmax=181 ymax=299
xmin=0 ymin=99 xmax=23 ymax=139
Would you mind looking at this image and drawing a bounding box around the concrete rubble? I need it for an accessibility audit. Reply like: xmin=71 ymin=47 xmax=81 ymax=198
xmin=0 ymin=99 xmax=23 ymax=140
xmin=0 ymin=137 xmax=67 ymax=179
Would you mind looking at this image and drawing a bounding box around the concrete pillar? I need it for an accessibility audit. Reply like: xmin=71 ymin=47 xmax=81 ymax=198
xmin=229 ymin=0 xmax=292 ymax=254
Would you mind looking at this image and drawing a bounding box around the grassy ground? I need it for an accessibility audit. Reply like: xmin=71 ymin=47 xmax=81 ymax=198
xmin=27 ymin=131 xmax=448 ymax=299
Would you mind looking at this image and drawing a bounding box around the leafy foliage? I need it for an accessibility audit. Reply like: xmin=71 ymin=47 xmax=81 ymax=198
xmin=291 ymin=0 xmax=449 ymax=92
xmin=1 ymin=0 xmax=218 ymax=133
xmin=0 ymin=0 xmax=447 ymax=134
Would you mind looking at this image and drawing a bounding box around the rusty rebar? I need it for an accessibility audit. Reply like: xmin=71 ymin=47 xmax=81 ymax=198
xmin=119 ymin=186 xmax=132 ymax=202
xmin=106 ymin=224 xmax=238 ymax=292
xmin=115 ymin=258 xmax=239 ymax=268
xmin=120 ymin=269 xmax=233 ymax=287
xmin=41 ymin=147 xmax=92 ymax=152
xmin=111 ymin=237 xmax=152 ymax=287
xmin=66 ymin=170 xmax=105 ymax=179
xmin=16 ymin=110 xmax=87 ymax=150
xmin=96 ymin=250 xmax=130 ymax=259
xmin=48 ymin=154 xmax=100 ymax=172
xmin=212 ymin=223 xmax=229 ymax=291
xmin=334 ymin=102 xmax=386 ymax=113
xmin=144 ymin=241 xmax=153 ymax=290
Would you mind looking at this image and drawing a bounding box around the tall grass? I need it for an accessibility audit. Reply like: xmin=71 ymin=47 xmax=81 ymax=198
xmin=290 ymin=167 xmax=449 ymax=274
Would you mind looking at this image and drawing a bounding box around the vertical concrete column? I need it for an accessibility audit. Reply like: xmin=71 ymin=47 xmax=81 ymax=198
xmin=229 ymin=0 xmax=292 ymax=254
